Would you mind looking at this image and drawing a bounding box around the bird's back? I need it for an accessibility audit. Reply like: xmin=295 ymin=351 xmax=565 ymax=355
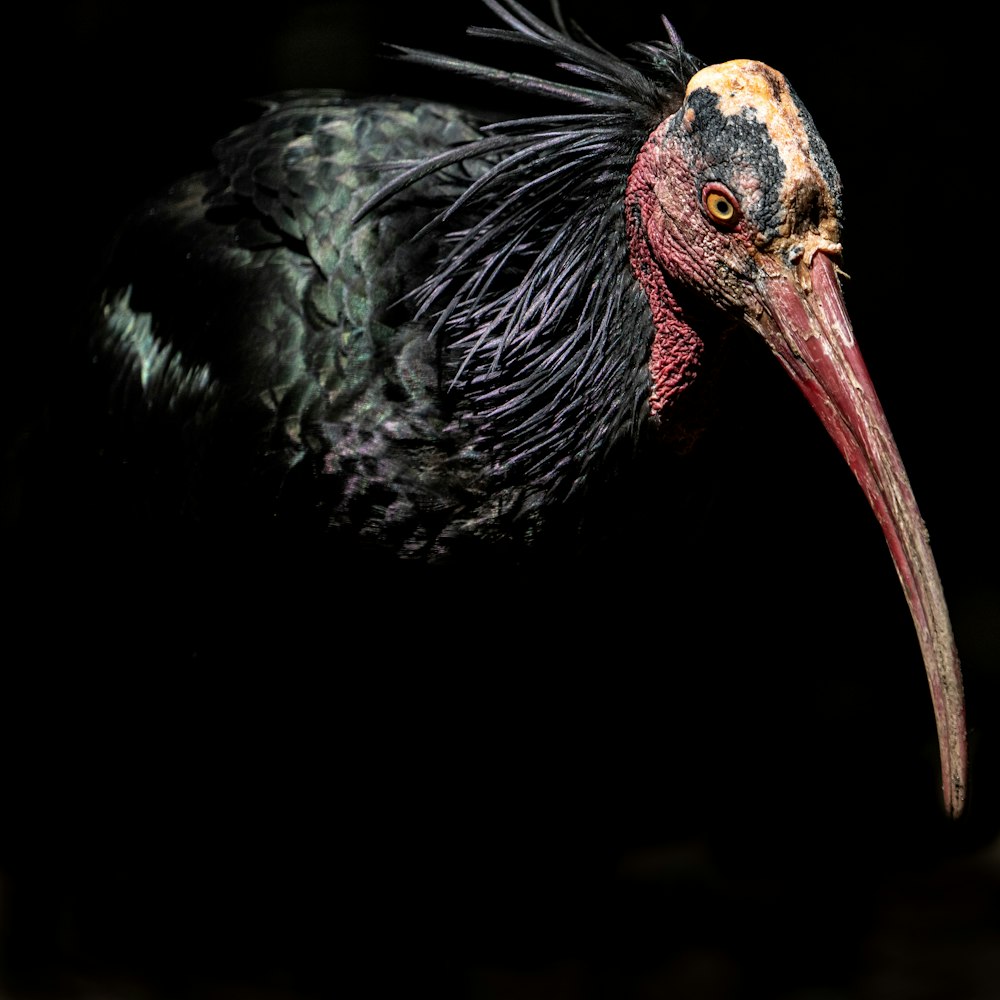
xmin=90 ymin=94 xmax=528 ymax=558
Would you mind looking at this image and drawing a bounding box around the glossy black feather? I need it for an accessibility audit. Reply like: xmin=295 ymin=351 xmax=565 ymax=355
xmin=89 ymin=1 xmax=706 ymax=559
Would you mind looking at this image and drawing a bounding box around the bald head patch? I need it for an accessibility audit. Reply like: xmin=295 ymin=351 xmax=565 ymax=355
xmin=673 ymin=60 xmax=842 ymax=247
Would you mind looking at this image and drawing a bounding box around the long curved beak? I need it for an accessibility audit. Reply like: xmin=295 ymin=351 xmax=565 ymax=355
xmin=754 ymin=248 xmax=967 ymax=817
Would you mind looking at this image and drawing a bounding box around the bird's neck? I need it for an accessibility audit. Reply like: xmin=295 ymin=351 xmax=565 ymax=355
xmin=624 ymin=175 xmax=705 ymax=425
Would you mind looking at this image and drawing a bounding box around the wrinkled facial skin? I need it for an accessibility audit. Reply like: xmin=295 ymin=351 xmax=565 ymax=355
xmin=638 ymin=59 xmax=845 ymax=311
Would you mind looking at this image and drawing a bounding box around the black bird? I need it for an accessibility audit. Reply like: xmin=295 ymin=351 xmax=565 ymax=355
xmin=84 ymin=1 xmax=965 ymax=815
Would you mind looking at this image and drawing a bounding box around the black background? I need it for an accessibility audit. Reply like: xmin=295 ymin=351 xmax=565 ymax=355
xmin=3 ymin=3 xmax=998 ymax=998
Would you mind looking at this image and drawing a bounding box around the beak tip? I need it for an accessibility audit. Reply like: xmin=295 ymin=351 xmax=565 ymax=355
xmin=946 ymin=745 xmax=969 ymax=820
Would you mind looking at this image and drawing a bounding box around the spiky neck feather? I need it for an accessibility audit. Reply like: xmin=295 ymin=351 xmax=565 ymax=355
xmin=369 ymin=1 xmax=704 ymax=495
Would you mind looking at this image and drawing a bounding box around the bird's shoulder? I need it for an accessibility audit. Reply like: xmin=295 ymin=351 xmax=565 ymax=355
xmin=98 ymin=92 xmax=487 ymax=372
xmin=87 ymin=93 xmax=510 ymax=548
xmin=211 ymin=92 xmax=487 ymax=276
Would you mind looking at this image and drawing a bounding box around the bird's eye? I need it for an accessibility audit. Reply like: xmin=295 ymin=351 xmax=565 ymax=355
xmin=702 ymin=184 xmax=740 ymax=227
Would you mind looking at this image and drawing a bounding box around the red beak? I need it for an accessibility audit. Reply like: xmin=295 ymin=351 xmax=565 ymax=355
xmin=755 ymin=249 xmax=967 ymax=817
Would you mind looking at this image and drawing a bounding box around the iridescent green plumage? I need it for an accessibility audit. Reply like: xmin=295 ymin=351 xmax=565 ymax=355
xmin=93 ymin=8 xmax=696 ymax=558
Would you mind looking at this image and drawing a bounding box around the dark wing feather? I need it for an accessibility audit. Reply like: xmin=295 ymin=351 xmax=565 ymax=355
xmin=90 ymin=2 xmax=701 ymax=558
xmin=94 ymin=97 xmax=503 ymax=554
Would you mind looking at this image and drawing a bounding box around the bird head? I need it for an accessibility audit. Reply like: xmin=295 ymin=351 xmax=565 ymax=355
xmin=632 ymin=60 xmax=841 ymax=295
xmin=626 ymin=59 xmax=967 ymax=817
